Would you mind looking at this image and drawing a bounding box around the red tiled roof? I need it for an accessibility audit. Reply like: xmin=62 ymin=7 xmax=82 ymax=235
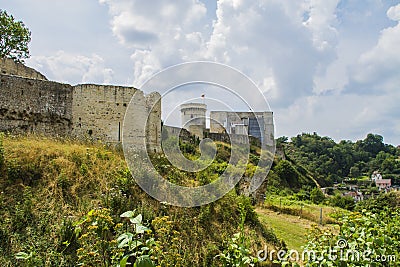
xmin=375 ymin=179 xmax=391 ymax=184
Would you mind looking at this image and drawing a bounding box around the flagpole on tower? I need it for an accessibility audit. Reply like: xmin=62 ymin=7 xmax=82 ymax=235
xmin=201 ymin=94 xmax=205 ymax=105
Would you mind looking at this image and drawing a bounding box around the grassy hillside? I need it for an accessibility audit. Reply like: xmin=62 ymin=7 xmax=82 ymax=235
xmin=3 ymin=132 xmax=398 ymax=266
xmin=257 ymin=209 xmax=310 ymax=252
xmin=0 ymin=134 xmax=281 ymax=267
xmin=256 ymin=208 xmax=339 ymax=252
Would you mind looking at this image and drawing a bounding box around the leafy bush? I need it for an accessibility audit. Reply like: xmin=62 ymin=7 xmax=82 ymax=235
xmin=75 ymin=208 xmax=156 ymax=267
xmin=355 ymin=192 xmax=399 ymax=213
xmin=75 ymin=208 xmax=120 ymax=266
xmin=117 ymin=211 xmax=156 ymax=267
xmin=215 ymin=198 xmax=259 ymax=267
xmin=309 ymin=188 xmax=325 ymax=204
xmin=274 ymin=160 xmax=299 ymax=188
xmin=303 ymin=209 xmax=400 ymax=266
xmin=328 ymin=194 xmax=355 ymax=210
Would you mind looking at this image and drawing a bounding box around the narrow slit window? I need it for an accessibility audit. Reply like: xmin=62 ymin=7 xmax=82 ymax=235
xmin=118 ymin=122 xmax=121 ymax=142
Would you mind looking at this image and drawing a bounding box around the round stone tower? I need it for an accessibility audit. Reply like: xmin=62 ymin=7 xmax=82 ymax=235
xmin=180 ymin=103 xmax=207 ymax=138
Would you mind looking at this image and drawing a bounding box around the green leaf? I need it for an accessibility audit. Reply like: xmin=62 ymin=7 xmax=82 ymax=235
xmin=130 ymin=214 xmax=143 ymax=224
xmin=146 ymin=238 xmax=156 ymax=246
xmin=118 ymin=238 xmax=130 ymax=248
xmin=120 ymin=210 xmax=135 ymax=218
xmin=374 ymin=237 xmax=383 ymax=246
xmin=15 ymin=252 xmax=31 ymax=260
xmin=134 ymin=255 xmax=155 ymax=267
xmin=141 ymin=246 xmax=150 ymax=252
xmin=119 ymin=254 xmax=130 ymax=267
xmin=130 ymin=240 xmax=143 ymax=250
xmin=118 ymin=232 xmax=134 ymax=241
xmin=136 ymin=224 xmax=149 ymax=234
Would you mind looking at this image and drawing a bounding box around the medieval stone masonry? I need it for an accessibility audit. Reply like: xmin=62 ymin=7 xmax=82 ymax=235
xmin=0 ymin=58 xmax=161 ymax=152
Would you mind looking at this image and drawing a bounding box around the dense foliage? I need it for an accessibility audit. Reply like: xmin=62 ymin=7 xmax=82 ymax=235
xmin=0 ymin=10 xmax=31 ymax=62
xmin=283 ymin=133 xmax=400 ymax=187
xmin=355 ymin=191 xmax=399 ymax=213
xmin=302 ymin=193 xmax=400 ymax=267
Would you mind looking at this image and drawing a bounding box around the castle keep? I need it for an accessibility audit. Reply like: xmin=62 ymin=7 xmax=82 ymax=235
xmin=0 ymin=58 xmax=161 ymax=151
xmin=178 ymin=101 xmax=274 ymax=147
xmin=180 ymin=103 xmax=207 ymax=139
xmin=210 ymin=111 xmax=274 ymax=146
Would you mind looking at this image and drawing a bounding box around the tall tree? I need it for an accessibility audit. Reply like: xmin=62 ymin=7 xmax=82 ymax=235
xmin=357 ymin=133 xmax=385 ymax=157
xmin=0 ymin=10 xmax=31 ymax=62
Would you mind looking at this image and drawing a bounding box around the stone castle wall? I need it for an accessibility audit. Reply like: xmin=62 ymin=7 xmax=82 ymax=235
xmin=145 ymin=92 xmax=162 ymax=152
xmin=71 ymin=84 xmax=138 ymax=142
xmin=180 ymin=103 xmax=207 ymax=133
xmin=162 ymin=125 xmax=192 ymax=142
xmin=71 ymin=84 xmax=161 ymax=152
xmin=0 ymin=74 xmax=73 ymax=136
xmin=206 ymin=132 xmax=261 ymax=147
xmin=0 ymin=58 xmax=47 ymax=80
xmin=0 ymin=59 xmax=161 ymax=151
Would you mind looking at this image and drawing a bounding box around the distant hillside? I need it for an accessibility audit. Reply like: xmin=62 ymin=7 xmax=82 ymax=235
xmin=277 ymin=133 xmax=400 ymax=187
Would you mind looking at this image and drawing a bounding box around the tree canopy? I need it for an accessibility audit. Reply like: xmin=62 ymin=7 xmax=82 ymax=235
xmin=284 ymin=133 xmax=400 ymax=186
xmin=0 ymin=9 xmax=31 ymax=62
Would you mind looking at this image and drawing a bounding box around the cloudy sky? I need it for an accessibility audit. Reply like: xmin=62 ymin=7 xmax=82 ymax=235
xmin=3 ymin=0 xmax=400 ymax=145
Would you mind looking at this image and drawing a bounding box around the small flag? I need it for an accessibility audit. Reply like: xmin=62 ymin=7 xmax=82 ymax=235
xmin=201 ymin=94 xmax=205 ymax=98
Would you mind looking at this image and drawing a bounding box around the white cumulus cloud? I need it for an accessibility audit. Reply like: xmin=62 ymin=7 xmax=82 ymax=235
xmin=99 ymin=0 xmax=209 ymax=85
xmin=28 ymin=51 xmax=114 ymax=85
xmin=349 ymin=3 xmax=400 ymax=93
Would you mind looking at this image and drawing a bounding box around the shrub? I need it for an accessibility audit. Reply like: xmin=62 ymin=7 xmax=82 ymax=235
xmin=75 ymin=208 xmax=120 ymax=266
xmin=355 ymin=192 xmax=399 ymax=213
xmin=310 ymin=188 xmax=325 ymax=204
xmin=215 ymin=197 xmax=259 ymax=266
xmin=151 ymin=216 xmax=183 ymax=267
xmin=329 ymin=194 xmax=355 ymax=210
xmin=303 ymin=209 xmax=400 ymax=266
